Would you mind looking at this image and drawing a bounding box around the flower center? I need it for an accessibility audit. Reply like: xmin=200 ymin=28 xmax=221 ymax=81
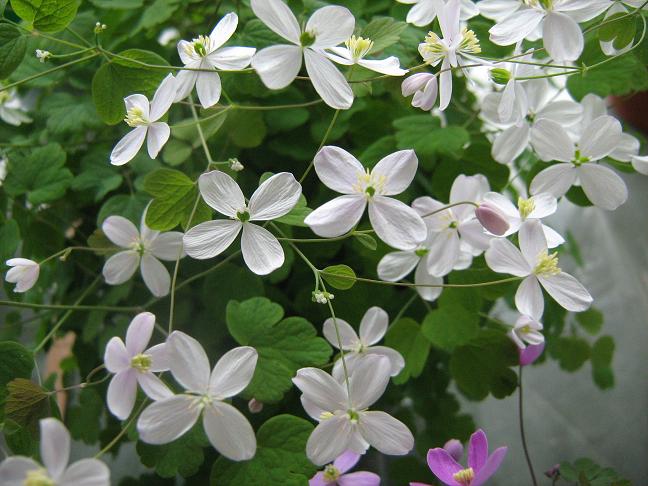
xmin=458 ymin=28 xmax=481 ymax=56
xmin=347 ymin=409 xmax=360 ymax=423
xmin=189 ymin=35 xmax=211 ymax=57
xmin=124 ymin=106 xmax=148 ymax=127
xmin=534 ymin=251 xmax=561 ymax=276
xmin=420 ymin=31 xmax=446 ymax=64
xmin=23 ymin=469 xmax=55 ymax=486
xmin=572 ymin=149 xmax=590 ymax=166
xmin=353 ymin=168 xmax=386 ymax=198
xmin=130 ymin=239 xmax=148 ymax=256
xmin=518 ymin=197 xmax=536 ymax=219
xmin=300 ymin=31 xmax=316 ymax=47
xmin=323 ymin=464 xmax=342 ymax=482
xmin=236 ymin=210 xmax=250 ymax=222
xmin=523 ymin=0 xmax=553 ymax=9
xmin=345 ymin=35 xmax=374 ymax=61
xmin=130 ymin=353 xmax=152 ymax=373
xmin=415 ymin=248 xmax=429 ymax=257
xmin=452 ymin=467 xmax=475 ymax=485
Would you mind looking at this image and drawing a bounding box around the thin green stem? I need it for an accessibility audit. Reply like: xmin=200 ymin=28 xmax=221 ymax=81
xmin=65 ymin=26 xmax=93 ymax=47
xmin=189 ymin=94 xmax=215 ymax=165
xmin=322 ymin=280 xmax=352 ymax=403
xmin=277 ymin=230 xmax=371 ymax=244
xmin=391 ymin=292 xmax=418 ymax=324
xmin=519 ymin=366 xmax=539 ymax=486
xmin=95 ymin=400 xmax=148 ymax=458
xmin=0 ymin=300 xmax=139 ymax=313
xmin=319 ymin=272 xmax=521 ymax=289
xmin=299 ymin=109 xmax=341 ymax=183
xmin=169 ymin=106 xmax=231 ymax=128
xmin=420 ymin=201 xmax=479 ymax=218
xmin=0 ymin=54 xmax=98 ymax=92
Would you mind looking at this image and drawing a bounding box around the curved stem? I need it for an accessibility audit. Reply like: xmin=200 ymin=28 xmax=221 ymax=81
xmin=0 ymin=54 xmax=99 ymax=92
xmin=299 ymin=109 xmax=341 ymax=183
xmin=420 ymin=201 xmax=479 ymax=218
xmin=95 ymin=399 xmax=148 ymax=458
xmin=519 ymin=365 xmax=539 ymax=486
xmin=319 ymin=272 xmax=521 ymax=289
xmin=0 ymin=300 xmax=139 ymax=313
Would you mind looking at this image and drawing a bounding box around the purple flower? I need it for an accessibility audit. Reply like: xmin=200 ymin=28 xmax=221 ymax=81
xmin=520 ymin=342 xmax=545 ymax=366
xmin=310 ymin=451 xmax=380 ymax=486
xmin=414 ymin=429 xmax=507 ymax=486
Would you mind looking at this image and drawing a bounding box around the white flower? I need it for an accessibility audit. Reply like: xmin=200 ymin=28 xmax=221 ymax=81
xmin=529 ymin=115 xmax=628 ymax=210
xmin=104 ymin=312 xmax=171 ymax=420
xmin=101 ymin=209 xmax=184 ymax=297
xmin=229 ymin=157 xmax=244 ymax=172
xmin=158 ymin=27 xmax=180 ymax=46
xmin=0 ymin=418 xmax=109 ymax=486
xmin=293 ymin=354 xmax=414 ymax=466
xmin=250 ymin=0 xmax=355 ymax=109
xmin=412 ymin=174 xmax=492 ymax=277
xmin=417 ymin=0 xmax=483 ymax=110
xmin=5 ymin=258 xmax=40 ymax=293
xmin=313 ymin=290 xmax=335 ymax=304
xmin=323 ymin=307 xmax=405 ymax=377
xmin=479 ymin=191 xmax=564 ymax=247
xmin=137 ymin=331 xmax=258 ymax=461
xmin=304 ymin=146 xmax=427 ymax=250
xmin=599 ymin=3 xmax=634 ymax=56
xmin=0 ymin=155 xmax=7 ymax=186
xmin=325 ymin=35 xmax=407 ymax=76
xmin=398 ymin=0 xmax=479 ymax=26
xmin=35 ymin=49 xmax=51 ymax=62
xmin=509 ymin=313 xmax=545 ymax=349
xmin=401 ymin=72 xmax=439 ymax=112
xmin=174 ymin=13 xmax=256 ymax=108
xmin=110 ymin=73 xmax=177 ymax=166
xmin=631 ymin=155 xmax=648 ymax=175
xmin=183 ymin=171 xmax=301 ymax=275
xmin=485 ymin=219 xmax=592 ymax=319
xmin=0 ymin=87 xmax=32 ymax=126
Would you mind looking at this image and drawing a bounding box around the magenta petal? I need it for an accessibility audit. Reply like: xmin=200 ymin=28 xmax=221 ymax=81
xmin=467 ymin=429 xmax=488 ymax=472
xmin=471 ymin=447 xmax=508 ymax=486
xmin=338 ymin=471 xmax=381 ymax=486
xmin=309 ymin=472 xmax=329 ymax=486
xmin=443 ymin=439 xmax=463 ymax=462
xmin=334 ymin=450 xmax=361 ymax=474
xmin=520 ymin=343 xmax=545 ymax=366
xmin=410 ymin=483 xmax=433 ymax=486
xmin=426 ymin=448 xmax=462 ymax=486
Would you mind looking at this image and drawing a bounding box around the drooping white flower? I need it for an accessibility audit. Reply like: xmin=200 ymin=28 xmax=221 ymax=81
xmin=293 ymin=354 xmax=414 ymax=466
xmin=325 ymin=35 xmax=407 ymax=76
xmin=104 ymin=312 xmax=171 ymax=420
xmin=250 ymin=0 xmax=355 ymax=109
xmin=478 ymin=192 xmax=564 ymax=247
xmin=0 ymin=87 xmax=32 ymax=126
xmin=509 ymin=313 xmax=545 ymax=349
xmin=137 ymin=331 xmax=258 ymax=461
xmin=599 ymin=3 xmax=634 ymax=56
xmin=0 ymin=418 xmax=110 ymax=486
xmin=529 ymin=115 xmax=628 ymax=210
xmin=304 ymin=146 xmax=427 ymax=250
xmin=174 ymin=13 xmax=256 ymax=108
xmin=5 ymin=258 xmax=40 ymax=293
xmin=485 ymin=220 xmax=592 ymax=319
xmin=110 ymin=73 xmax=177 ymax=166
xmin=401 ymin=72 xmax=439 ymax=112
xmin=102 ymin=209 xmax=184 ymax=297
xmin=412 ymin=174 xmax=492 ymax=277
xmin=398 ymin=0 xmax=479 ymax=26
xmin=417 ymin=0 xmax=483 ymax=110
xmin=323 ymin=307 xmax=405 ymax=377
xmin=183 ymin=171 xmax=301 ymax=275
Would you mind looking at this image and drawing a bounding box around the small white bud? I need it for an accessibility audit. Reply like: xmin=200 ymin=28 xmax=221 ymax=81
xmin=35 ymin=50 xmax=52 ymax=63
xmin=248 ymin=398 xmax=263 ymax=414
xmin=229 ymin=158 xmax=244 ymax=172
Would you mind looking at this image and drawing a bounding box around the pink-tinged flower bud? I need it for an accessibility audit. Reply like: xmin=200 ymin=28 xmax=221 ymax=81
xmin=544 ymin=464 xmax=560 ymax=478
xmin=248 ymin=398 xmax=263 ymax=414
xmin=476 ymin=203 xmax=510 ymax=236
xmin=520 ymin=342 xmax=545 ymax=366
xmin=401 ymin=73 xmax=434 ymax=97
xmin=443 ymin=439 xmax=464 ymax=462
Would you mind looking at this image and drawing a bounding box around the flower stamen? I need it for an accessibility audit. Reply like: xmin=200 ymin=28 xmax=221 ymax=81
xmin=534 ymin=251 xmax=561 ymax=276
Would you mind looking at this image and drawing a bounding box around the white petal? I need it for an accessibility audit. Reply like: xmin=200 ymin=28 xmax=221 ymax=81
xmin=102 ymin=216 xmax=139 ymax=248
xmin=536 ymin=100 xmax=583 ymax=126
xmin=530 ymin=119 xmax=574 ymax=162
xmin=174 ymin=68 xmax=198 ymax=102
xmin=414 ymin=260 xmax=443 ymax=302
xmin=110 ymin=126 xmax=147 ymax=166
xmin=60 ymin=459 xmax=110 ymax=486
xmin=249 ymin=172 xmax=302 ymax=220
xmin=542 ymin=224 xmax=565 ymax=249
xmin=438 ymin=59 xmax=452 ymax=111
xmin=323 ymin=318 xmax=360 ymax=350
xmin=209 ymin=12 xmax=238 ymax=50
xmin=610 ymin=133 xmax=639 ymax=162
xmin=631 ymin=155 xmax=648 ymax=175
xmin=519 ymin=220 xmax=547 ymax=268
xmin=167 ymin=331 xmax=211 ymax=393
xmin=349 ymin=355 xmax=392 ymax=409
xmin=250 ymin=0 xmax=301 ymax=44
xmin=489 ymin=9 xmax=544 ymax=45
xmin=357 ymin=411 xmax=414 ymax=455
xmin=482 ymin=192 xmax=519 ymax=219
xmin=107 ymin=370 xmax=137 ymax=420
xmin=450 ymin=174 xmax=489 ymax=217
xmin=104 ymin=337 xmax=129 ymax=373
xmin=492 ymin=123 xmax=529 ymax=165
xmin=149 ymin=232 xmax=184 ymax=261
xmin=359 ymin=307 xmax=389 ymax=346
xmin=579 ymin=116 xmax=622 ymax=160
xmin=358 ymin=57 xmax=407 ymax=76
xmin=137 ymin=395 xmax=201 ymax=444
xmin=195 ymin=71 xmax=222 ymax=109
xmin=577 ymin=164 xmax=628 ymax=210
xmin=515 ymin=276 xmax=544 ymax=321
xmin=366 ymin=346 xmax=406 ymax=377
xmin=241 ymin=223 xmax=284 ymax=275
xmin=137 ymin=373 xmax=173 ymax=401
xmin=412 ymin=77 xmax=439 ymax=111
xmin=102 ymin=250 xmax=140 ymax=285
xmin=369 ymin=196 xmax=427 ymax=250
xmin=426 ymin=230 xmax=461 ymax=277
xmin=458 ymin=219 xmax=492 ymax=252
xmin=140 ymin=255 xmax=171 ymax=297
xmin=485 ymin=239 xmax=530 ymax=277
xmin=183 ymin=220 xmax=242 ymax=260
xmin=313 ymin=146 xmax=365 ymax=194
xmin=203 ymin=401 xmax=256 ymax=461
xmin=40 ymin=418 xmax=70 ymax=480
xmin=209 ymin=346 xmax=258 ymax=399
xmin=308 ymin=416 xmax=354 ymax=466
xmin=146 ymin=122 xmax=170 ymax=159
xmin=402 ymin=73 xmax=433 ymax=96
xmin=198 ymin=170 xmax=245 ymax=217
xmin=543 ymin=12 xmax=583 ymax=62
xmin=0 ymin=457 xmax=40 ymax=486
xmin=125 ymin=312 xmax=156 ymax=354
xmin=146 ymin=343 xmax=170 ymax=372
xmin=539 ymin=272 xmax=593 ymax=312
xmin=527 ymin=193 xmax=558 ymax=219
xmin=252 ymin=45 xmax=303 ymax=89
xmin=304 ymin=49 xmax=353 ymax=110
xmin=292 ymin=367 xmax=348 ymax=412
xmin=209 ymin=46 xmax=257 ymax=70
xmin=377 ymin=251 xmax=419 ymax=282
xmin=124 ymin=94 xmax=149 ymax=119
xmin=529 ymin=163 xmax=577 ymax=198
xmin=307 ymin=6 xmax=355 ymax=48
xmin=149 ymin=74 xmax=177 ymax=121
xmin=325 ymin=47 xmax=354 ymax=65
xmin=372 ymin=150 xmax=418 ymax=195
xmin=305 ymin=195 xmax=367 ymax=237
xmin=406 ymin=0 xmax=439 ymax=26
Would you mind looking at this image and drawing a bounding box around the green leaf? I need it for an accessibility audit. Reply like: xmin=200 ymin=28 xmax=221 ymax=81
xmin=67 ymin=388 xmax=103 ymax=444
xmin=90 ymin=0 xmax=143 ymax=8
xmin=225 ymin=110 xmax=267 ymax=148
xmin=92 ymin=49 xmax=171 ymax=125
xmin=353 ymin=232 xmax=377 ymax=250
xmin=211 ymin=415 xmax=316 ymax=486
xmin=551 ymin=336 xmax=590 ymax=372
xmin=4 ymin=144 xmax=73 ymax=205
xmin=72 ymin=150 xmax=123 ymax=202
xmin=275 ymin=195 xmax=313 ymax=227
xmin=11 ymin=0 xmax=79 ymax=33
xmin=385 ymin=318 xmax=431 ymax=384
xmin=591 ymin=335 xmax=615 ymax=390
xmin=559 ymin=458 xmax=630 ymax=485
xmin=0 ymin=341 xmax=34 ymax=421
xmin=4 ymin=378 xmax=49 ymax=431
xmin=422 ymin=306 xmax=479 ymax=351
xmin=143 ymin=168 xmax=210 ymax=231
xmin=97 ymin=193 xmax=149 ymax=226
xmin=449 ymin=330 xmax=519 ymax=400
xmin=0 ymin=24 xmax=27 ymax=78
xmin=361 ymin=17 xmax=408 ymax=53
xmin=0 ymin=220 xmax=21 ymax=264
xmin=599 ymin=12 xmax=636 ymax=50
xmin=321 ymin=264 xmax=357 ymax=290
xmin=41 ymin=93 xmax=102 ymax=135
xmin=394 ymin=116 xmax=469 ymax=157
xmin=576 ymin=308 xmax=604 ymax=335
xmin=226 ymin=298 xmax=332 ymax=403
xmin=135 ymin=0 xmax=181 ymax=32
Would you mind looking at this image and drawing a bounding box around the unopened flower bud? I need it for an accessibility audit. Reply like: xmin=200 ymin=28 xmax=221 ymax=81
xmin=490 ymin=68 xmax=511 ymax=85
xmin=544 ymin=464 xmax=560 ymax=478
xmin=229 ymin=158 xmax=244 ymax=172
xmin=94 ymin=22 xmax=107 ymax=34
xmin=443 ymin=439 xmax=464 ymax=462
xmin=312 ymin=290 xmax=334 ymax=304
xmin=520 ymin=342 xmax=545 ymax=366
xmin=476 ymin=203 xmax=509 ymax=236
xmin=248 ymin=398 xmax=263 ymax=414
xmin=35 ymin=49 xmax=52 ymax=63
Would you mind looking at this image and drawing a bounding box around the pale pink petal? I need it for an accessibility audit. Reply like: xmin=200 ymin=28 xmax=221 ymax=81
xmin=107 ymin=370 xmax=137 ymax=420
xmin=357 ymin=411 xmax=414 ymax=455
xmin=359 ymin=307 xmax=389 ymax=346
xmin=137 ymin=395 xmax=201 ymax=444
xmin=183 ymin=220 xmax=242 ymax=260
xmin=313 ymin=146 xmax=365 ymax=195
xmin=241 ymin=223 xmax=284 ymax=275
xmin=209 ymin=346 xmax=258 ymax=399
xmin=198 ymin=170 xmax=246 ymax=217
xmin=305 ymin=195 xmax=367 ymax=238
xmin=167 ymin=331 xmax=211 ymax=393
xmin=203 ymin=401 xmax=256 ymax=461
xmin=40 ymin=418 xmax=70 ymax=479
xmin=248 ymin=172 xmax=302 ymax=220
xmin=102 ymin=216 xmax=139 ymax=248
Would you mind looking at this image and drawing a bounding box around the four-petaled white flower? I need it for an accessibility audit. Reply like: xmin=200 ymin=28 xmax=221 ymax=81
xmin=110 ymin=73 xmax=177 ymax=166
xmin=0 ymin=418 xmax=109 ymax=486
xmin=325 ymin=35 xmax=407 ymax=76
xmin=183 ymin=171 xmax=302 ymax=275
xmin=323 ymin=307 xmax=405 ymax=378
xmin=398 ymin=0 xmax=479 ymax=26
xmin=412 ymin=174 xmax=492 ymax=277
xmin=104 ymin=312 xmax=171 ymax=420
xmin=5 ymin=258 xmax=39 ymax=293
xmin=293 ymin=354 xmax=414 ymax=466
xmin=250 ymin=0 xmax=355 ymax=109
xmin=485 ymin=219 xmax=592 ymax=319
xmin=137 ymin=331 xmax=258 ymax=461
xmin=304 ymin=146 xmax=427 ymax=251
xmin=102 ymin=209 xmax=185 ymax=297
xmin=509 ymin=313 xmax=545 ymax=349
xmin=0 ymin=86 xmax=32 ymax=126
xmin=401 ymin=73 xmax=439 ymax=112
xmin=530 ymin=115 xmax=627 ymax=210
xmin=174 ymin=13 xmax=256 ymax=108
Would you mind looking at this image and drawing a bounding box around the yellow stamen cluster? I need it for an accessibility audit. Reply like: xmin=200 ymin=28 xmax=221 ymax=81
xmin=353 ymin=169 xmax=387 ymax=198
xmin=187 ymin=34 xmax=211 ymax=57
xmin=458 ymin=28 xmax=481 ymax=56
xmin=124 ymin=106 xmax=148 ymax=127
xmin=534 ymin=251 xmax=561 ymax=276
xmin=131 ymin=353 xmax=153 ymax=373
xmin=420 ymin=31 xmax=445 ymax=65
xmin=319 ymin=411 xmax=334 ymax=420
xmin=453 ymin=467 xmax=475 ymax=485
xmin=323 ymin=464 xmax=342 ymax=482
xmin=345 ymin=35 xmax=374 ymax=60
xmin=518 ymin=197 xmax=536 ymax=219
xmin=24 ymin=469 xmax=55 ymax=486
